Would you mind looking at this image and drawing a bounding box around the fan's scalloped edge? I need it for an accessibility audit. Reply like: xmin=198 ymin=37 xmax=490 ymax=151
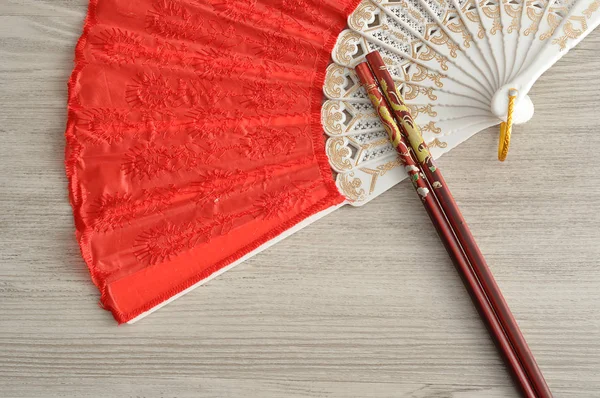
xmin=64 ymin=0 xmax=361 ymax=324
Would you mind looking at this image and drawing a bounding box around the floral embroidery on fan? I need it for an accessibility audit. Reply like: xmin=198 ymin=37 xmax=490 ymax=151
xmin=90 ymin=156 xmax=313 ymax=231
xmin=146 ymin=0 xmax=242 ymax=48
xmin=126 ymin=73 xmax=185 ymax=109
xmin=248 ymin=31 xmax=316 ymax=63
xmin=240 ymin=81 xmax=309 ymax=114
xmin=91 ymin=28 xmax=202 ymax=70
xmin=241 ymin=127 xmax=307 ymax=159
xmin=122 ymin=143 xmax=212 ymax=179
xmin=146 ymin=0 xmax=200 ymax=40
xmin=126 ymin=72 xmax=226 ymax=111
xmin=89 ymin=188 xmax=178 ymax=232
xmin=280 ymin=0 xmax=327 ymax=25
xmin=63 ymin=0 xmax=365 ymax=322
xmin=191 ymin=156 xmax=311 ymax=205
xmin=253 ymin=180 xmax=319 ymax=220
xmin=207 ymin=0 xmax=294 ymax=34
xmin=91 ymin=29 xmax=145 ymax=64
xmin=208 ymin=0 xmax=259 ymax=23
xmin=133 ymin=180 xmax=321 ymax=265
xmin=191 ymin=169 xmax=247 ymax=204
xmin=135 ymin=221 xmax=200 ymax=265
xmin=186 ymin=109 xmax=236 ymax=139
xmin=77 ymin=109 xmax=135 ymax=144
xmin=122 ymin=124 xmax=308 ymax=179
xmin=193 ymin=49 xmax=253 ymax=81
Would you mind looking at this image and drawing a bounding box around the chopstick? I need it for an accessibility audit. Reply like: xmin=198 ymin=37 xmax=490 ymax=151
xmin=363 ymin=51 xmax=553 ymax=397
xmin=355 ymin=54 xmax=552 ymax=398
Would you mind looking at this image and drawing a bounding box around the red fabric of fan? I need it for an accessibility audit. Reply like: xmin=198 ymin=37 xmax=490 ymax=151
xmin=66 ymin=0 xmax=361 ymax=323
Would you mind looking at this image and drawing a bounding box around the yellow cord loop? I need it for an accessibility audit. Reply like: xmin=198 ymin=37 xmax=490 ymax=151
xmin=498 ymin=89 xmax=518 ymax=162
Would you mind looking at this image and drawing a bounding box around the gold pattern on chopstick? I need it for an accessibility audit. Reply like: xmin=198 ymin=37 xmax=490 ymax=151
xmin=369 ymin=93 xmax=403 ymax=148
xmin=379 ymin=78 xmax=431 ymax=164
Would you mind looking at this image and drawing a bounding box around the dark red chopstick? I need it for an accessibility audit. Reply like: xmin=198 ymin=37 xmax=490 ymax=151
xmin=356 ymin=53 xmax=552 ymax=398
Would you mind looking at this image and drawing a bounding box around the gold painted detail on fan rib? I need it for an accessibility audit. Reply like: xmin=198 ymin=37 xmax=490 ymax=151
xmin=323 ymin=64 xmax=345 ymax=99
xmin=584 ymin=0 xmax=600 ymax=17
xmin=445 ymin=13 xmax=474 ymax=47
xmin=398 ymin=0 xmax=426 ymax=23
xmin=359 ymin=158 xmax=403 ymax=194
xmin=552 ymin=15 xmax=587 ymax=49
xmin=428 ymin=138 xmax=448 ymax=148
xmin=327 ymin=137 xmax=353 ymax=171
xmin=349 ymin=1 xmax=378 ymax=31
xmin=397 ymin=83 xmax=438 ymax=101
xmin=553 ymin=0 xmax=599 ymax=49
xmin=407 ymin=104 xmax=438 ymax=118
xmin=421 ymin=121 xmax=442 ymax=134
xmin=415 ymin=45 xmax=450 ymax=71
xmin=479 ymin=0 xmax=503 ymax=35
xmin=337 ymin=172 xmax=366 ymax=202
xmin=322 ymin=101 xmax=344 ymax=135
xmin=360 ymin=137 xmax=393 ymax=150
xmin=523 ymin=0 xmax=548 ymax=36
xmin=411 ymin=65 xmax=445 ymax=88
xmin=335 ymin=31 xmax=362 ymax=65
xmin=504 ymin=2 xmax=523 ymax=33
xmin=540 ymin=10 xmax=565 ymax=40
xmin=462 ymin=0 xmax=487 ymax=39
xmin=392 ymin=30 xmax=408 ymax=42
xmin=428 ymin=26 xmax=460 ymax=58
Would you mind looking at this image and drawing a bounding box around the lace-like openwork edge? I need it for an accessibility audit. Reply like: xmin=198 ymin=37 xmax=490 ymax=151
xmin=64 ymin=0 xmax=360 ymax=324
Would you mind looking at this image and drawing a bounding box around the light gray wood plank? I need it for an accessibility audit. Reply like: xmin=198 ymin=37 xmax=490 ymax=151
xmin=1 ymin=1 xmax=599 ymax=397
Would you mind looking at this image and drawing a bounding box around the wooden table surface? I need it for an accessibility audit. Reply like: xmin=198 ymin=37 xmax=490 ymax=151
xmin=1 ymin=1 xmax=600 ymax=397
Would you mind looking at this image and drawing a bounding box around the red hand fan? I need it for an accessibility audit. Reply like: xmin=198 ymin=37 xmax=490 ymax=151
xmin=66 ymin=0 xmax=360 ymax=323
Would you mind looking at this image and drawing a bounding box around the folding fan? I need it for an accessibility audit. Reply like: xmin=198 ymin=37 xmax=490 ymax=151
xmin=65 ymin=0 xmax=600 ymax=323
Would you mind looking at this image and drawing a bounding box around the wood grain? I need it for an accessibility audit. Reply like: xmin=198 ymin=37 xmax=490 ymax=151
xmin=1 ymin=2 xmax=599 ymax=397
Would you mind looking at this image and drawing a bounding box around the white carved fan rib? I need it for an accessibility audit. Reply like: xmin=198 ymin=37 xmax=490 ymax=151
xmin=511 ymin=0 xmax=550 ymax=79
xmin=452 ymin=0 xmax=503 ymax=84
xmin=476 ymin=0 xmax=507 ymax=83
xmin=500 ymin=0 xmax=524 ymax=79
